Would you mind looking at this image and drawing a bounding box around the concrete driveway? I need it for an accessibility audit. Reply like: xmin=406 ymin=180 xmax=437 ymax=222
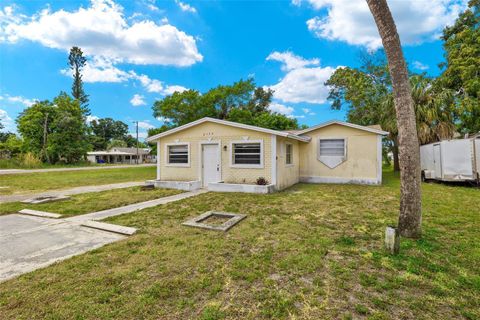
xmin=0 ymin=214 xmax=125 ymax=282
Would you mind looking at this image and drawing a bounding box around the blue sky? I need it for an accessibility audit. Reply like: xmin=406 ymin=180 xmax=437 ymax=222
xmin=0 ymin=0 xmax=466 ymax=139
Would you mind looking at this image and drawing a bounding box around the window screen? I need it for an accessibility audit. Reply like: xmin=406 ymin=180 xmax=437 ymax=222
xmin=168 ymin=145 xmax=188 ymax=164
xmin=286 ymin=144 xmax=293 ymax=165
xmin=233 ymin=143 xmax=261 ymax=165
xmin=319 ymin=139 xmax=345 ymax=156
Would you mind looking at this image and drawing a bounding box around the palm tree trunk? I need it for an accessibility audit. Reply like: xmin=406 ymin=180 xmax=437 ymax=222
xmin=366 ymin=0 xmax=422 ymax=238
xmin=392 ymin=137 xmax=400 ymax=172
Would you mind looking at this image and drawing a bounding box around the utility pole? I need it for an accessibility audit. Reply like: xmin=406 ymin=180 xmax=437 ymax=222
xmin=42 ymin=112 xmax=50 ymax=163
xmin=133 ymin=121 xmax=139 ymax=164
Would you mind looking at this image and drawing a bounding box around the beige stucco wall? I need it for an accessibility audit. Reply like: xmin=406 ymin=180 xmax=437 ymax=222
xmin=298 ymin=124 xmax=380 ymax=183
xmin=276 ymin=137 xmax=300 ymax=190
xmin=156 ymin=122 xmax=273 ymax=185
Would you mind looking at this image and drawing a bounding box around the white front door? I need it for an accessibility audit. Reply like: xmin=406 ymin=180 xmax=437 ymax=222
xmin=202 ymin=144 xmax=221 ymax=187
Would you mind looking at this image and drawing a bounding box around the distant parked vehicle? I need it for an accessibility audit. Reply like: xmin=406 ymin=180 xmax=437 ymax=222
xmin=420 ymin=137 xmax=480 ymax=184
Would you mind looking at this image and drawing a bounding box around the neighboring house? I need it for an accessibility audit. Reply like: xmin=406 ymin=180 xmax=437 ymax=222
xmin=145 ymin=117 xmax=388 ymax=193
xmin=87 ymin=147 xmax=152 ymax=164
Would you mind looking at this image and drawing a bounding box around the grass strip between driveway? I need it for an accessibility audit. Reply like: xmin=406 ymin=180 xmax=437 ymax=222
xmin=0 ymin=187 xmax=183 ymax=218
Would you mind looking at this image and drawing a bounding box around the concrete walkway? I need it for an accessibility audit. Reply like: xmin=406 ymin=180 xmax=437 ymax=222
xmin=0 ymin=181 xmax=147 ymax=203
xmin=1 ymin=189 xmax=207 ymax=282
xmin=68 ymin=189 xmax=208 ymax=222
xmin=0 ymin=163 xmax=155 ymax=175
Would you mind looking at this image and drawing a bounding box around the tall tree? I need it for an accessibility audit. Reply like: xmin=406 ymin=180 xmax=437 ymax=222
xmin=366 ymin=0 xmax=422 ymax=238
xmin=439 ymin=0 xmax=480 ymax=134
xmin=48 ymin=93 xmax=90 ymax=163
xmin=89 ymin=118 xmax=129 ymax=150
xmin=68 ymin=46 xmax=89 ymax=114
xmin=16 ymin=100 xmax=56 ymax=162
xmin=152 ymin=79 xmax=299 ymax=130
xmin=17 ymin=93 xmax=90 ymax=163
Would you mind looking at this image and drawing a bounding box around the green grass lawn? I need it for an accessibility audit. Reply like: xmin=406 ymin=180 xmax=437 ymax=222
xmin=0 ymin=170 xmax=478 ymax=319
xmin=0 ymin=186 xmax=182 ymax=217
xmin=0 ymin=166 xmax=156 ymax=195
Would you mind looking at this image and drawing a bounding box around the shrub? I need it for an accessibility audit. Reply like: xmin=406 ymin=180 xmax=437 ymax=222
xmin=20 ymin=152 xmax=42 ymax=168
xmin=256 ymin=177 xmax=269 ymax=185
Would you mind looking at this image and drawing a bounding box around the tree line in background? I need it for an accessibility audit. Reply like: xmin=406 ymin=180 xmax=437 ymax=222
xmin=0 ymin=47 xmax=144 ymax=166
xmin=148 ymin=78 xmax=305 ymax=138
xmin=325 ymin=0 xmax=479 ymax=171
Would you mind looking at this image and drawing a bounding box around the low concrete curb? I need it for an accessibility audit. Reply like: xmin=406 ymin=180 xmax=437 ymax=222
xmin=21 ymin=195 xmax=70 ymax=204
xmin=67 ymin=189 xmax=208 ymax=222
xmin=19 ymin=209 xmax=62 ymax=219
xmin=81 ymin=221 xmax=136 ymax=235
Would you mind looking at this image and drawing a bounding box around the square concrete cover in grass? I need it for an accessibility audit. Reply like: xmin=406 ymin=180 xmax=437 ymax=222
xmin=182 ymin=211 xmax=246 ymax=231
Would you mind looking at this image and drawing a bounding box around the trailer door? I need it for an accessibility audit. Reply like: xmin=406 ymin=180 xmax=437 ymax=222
xmin=433 ymin=144 xmax=442 ymax=179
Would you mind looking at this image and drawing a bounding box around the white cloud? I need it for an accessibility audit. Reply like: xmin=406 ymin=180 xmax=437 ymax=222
xmin=86 ymin=115 xmax=100 ymax=123
xmin=61 ymin=57 xmax=130 ymax=83
xmin=130 ymin=94 xmax=146 ymax=106
xmin=162 ymin=85 xmax=188 ymax=95
xmin=130 ymin=131 xmax=148 ymax=139
xmin=267 ymin=51 xmax=319 ymax=71
xmin=412 ymin=61 xmax=429 ymax=71
xmin=137 ymin=121 xmax=154 ymax=129
xmin=1 ymin=0 xmax=202 ymax=66
xmin=302 ymin=108 xmax=316 ymax=115
xmin=0 ymin=94 xmax=36 ymax=107
xmin=176 ymin=1 xmax=197 ymax=13
xmin=266 ymin=51 xmax=337 ymax=104
xmin=156 ymin=116 xmax=171 ymax=123
xmin=268 ymin=102 xmax=294 ymax=115
xmin=301 ymin=0 xmax=467 ymax=50
xmin=0 ymin=109 xmax=15 ymax=131
xmin=130 ymin=72 xmax=188 ymax=95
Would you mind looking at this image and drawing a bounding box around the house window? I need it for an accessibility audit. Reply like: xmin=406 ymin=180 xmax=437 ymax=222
xmin=286 ymin=143 xmax=293 ymax=165
xmin=319 ymin=139 xmax=346 ymax=157
xmin=232 ymin=142 xmax=262 ymax=166
xmin=167 ymin=144 xmax=189 ymax=164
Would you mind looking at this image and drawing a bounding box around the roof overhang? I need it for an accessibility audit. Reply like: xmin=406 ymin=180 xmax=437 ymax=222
xmin=297 ymin=120 xmax=389 ymax=136
xmin=146 ymin=117 xmax=311 ymax=143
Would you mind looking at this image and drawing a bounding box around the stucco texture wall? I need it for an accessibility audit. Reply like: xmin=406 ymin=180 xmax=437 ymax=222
xmin=157 ymin=122 xmax=272 ymax=184
xmin=298 ymin=124 xmax=380 ymax=182
xmin=276 ymin=137 xmax=300 ymax=190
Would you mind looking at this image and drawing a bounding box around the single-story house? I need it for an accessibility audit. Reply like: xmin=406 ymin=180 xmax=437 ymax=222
xmin=87 ymin=147 xmax=152 ymax=164
xmin=145 ymin=117 xmax=388 ymax=193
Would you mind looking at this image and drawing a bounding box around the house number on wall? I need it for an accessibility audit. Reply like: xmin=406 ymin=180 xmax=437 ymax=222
xmin=202 ymin=132 xmax=215 ymax=136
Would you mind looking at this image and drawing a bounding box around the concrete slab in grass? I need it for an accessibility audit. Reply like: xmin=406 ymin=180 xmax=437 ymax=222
xmin=81 ymin=220 xmax=136 ymax=235
xmin=21 ymin=195 xmax=70 ymax=204
xmin=0 ymin=214 xmax=125 ymax=282
xmin=19 ymin=209 xmax=62 ymax=219
xmin=182 ymin=211 xmax=246 ymax=232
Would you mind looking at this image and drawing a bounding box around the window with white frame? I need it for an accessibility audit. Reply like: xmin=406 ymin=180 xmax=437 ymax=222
xmin=319 ymin=139 xmax=345 ymax=157
xmin=232 ymin=142 xmax=262 ymax=166
xmin=285 ymin=143 xmax=293 ymax=165
xmin=167 ymin=144 xmax=189 ymax=164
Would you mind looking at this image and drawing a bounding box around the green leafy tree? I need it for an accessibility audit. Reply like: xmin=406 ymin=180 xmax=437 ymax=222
xmin=326 ymin=52 xmax=456 ymax=171
xmin=17 ymin=93 xmax=90 ymax=163
xmin=89 ymin=118 xmax=129 ymax=150
xmin=152 ymin=79 xmax=300 ymax=130
xmin=68 ymin=46 xmax=89 ymax=114
xmin=439 ymin=0 xmax=480 ymax=134
xmin=107 ymin=139 xmax=128 ymax=149
xmin=48 ymin=92 xmax=90 ymax=163
xmin=16 ymin=100 xmax=56 ymax=161
xmin=0 ymin=134 xmax=23 ymax=157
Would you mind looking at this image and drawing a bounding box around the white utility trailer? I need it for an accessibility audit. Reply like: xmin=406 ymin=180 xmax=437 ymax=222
xmin=420 ymin=138 xmax=480 ymax=184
